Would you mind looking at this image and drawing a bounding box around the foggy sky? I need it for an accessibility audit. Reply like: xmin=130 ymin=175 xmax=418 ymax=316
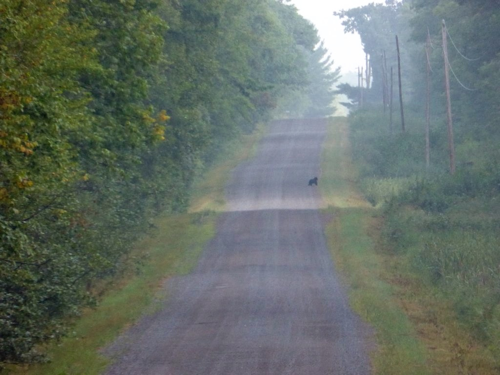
xmin=289 ymin=0 xmax=385 ymax=75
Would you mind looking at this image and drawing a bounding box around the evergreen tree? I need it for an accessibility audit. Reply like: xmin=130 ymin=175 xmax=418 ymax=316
xmin=304 ymin=42 xmax=340 ymax=118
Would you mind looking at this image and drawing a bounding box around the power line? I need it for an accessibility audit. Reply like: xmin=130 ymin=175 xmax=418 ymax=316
xmin=426 ymin=28 xmax=434 ymax=73
xmin=445 ymin=26 xmax=481 ymax=62
xmin=426 ymin=51 xmax=434 ymax=73
xmin=440 ymin=21 xmax=478 ymax=91
xmin=428 ymin=27 xmax=436 ymax=49
xmin=447 ymin=59 xmax=477 ymax=91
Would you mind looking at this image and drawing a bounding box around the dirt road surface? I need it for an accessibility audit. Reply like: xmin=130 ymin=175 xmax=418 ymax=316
xmin=105 ymin=118 xmax=372 ymax=375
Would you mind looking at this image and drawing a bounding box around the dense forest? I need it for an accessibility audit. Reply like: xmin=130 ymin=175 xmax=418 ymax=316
xmin=0 ymin=0 xmax=339 ymax=364
xmin=337 ymin=0 xmax=500 ymax=366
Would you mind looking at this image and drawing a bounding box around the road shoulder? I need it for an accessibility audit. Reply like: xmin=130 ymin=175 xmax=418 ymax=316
xmin=6 ymin=126 xmax=265 ymax=375
xmin=321 ymin=117 xmax=429 ymax=375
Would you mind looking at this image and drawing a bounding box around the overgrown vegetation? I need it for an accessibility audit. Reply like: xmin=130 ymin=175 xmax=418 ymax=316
xmin=321 ymin=118 xmax=430 ymax=375
xmin=347 ymin=110 xmax=500 ymax=373
xmin=0 ymin=0 xmax=338 ymax=365
xmin=4 ymin=122 xmax=263 ymax=375
xmin=336 ymin=0 xmax=500 ymax=371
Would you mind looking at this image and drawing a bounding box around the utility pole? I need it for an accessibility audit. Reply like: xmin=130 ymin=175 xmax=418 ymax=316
xmin=442 ymin=20 xmax=456 ymax=174
xmin=381 ymin=52 xmax=387 ymax=112
xmin=396 ymin=35 xmax=405 ymax=132
xmin=361 ymin=66 xmax=364 ymax=107
xmin=425 ymin=30 xmax=432 ymax=169
xmin=365 ymin=53 xmax=371 ymax=90
xmin=383 ymin=51 xmax=389 ymax=112
xmin=358 ymin=67 xmax=362 ymax=109
xmin=390 ymin=66 xmax=394 ymax=134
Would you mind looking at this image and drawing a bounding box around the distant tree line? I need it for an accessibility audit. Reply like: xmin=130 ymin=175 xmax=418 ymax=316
xmin=0 ymin=0 xmax=338 ymax=364
xmin=336 ymin=0 xmax=500 ymax=178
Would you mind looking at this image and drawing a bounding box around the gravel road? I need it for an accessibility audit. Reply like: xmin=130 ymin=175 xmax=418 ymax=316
xmin=105 ymin=118 xmax=372 ymax=375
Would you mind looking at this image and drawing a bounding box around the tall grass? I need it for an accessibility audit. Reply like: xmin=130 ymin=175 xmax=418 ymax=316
xmin=348 ymin=108 xmax=500 ymax=372
xmin=384 ymin=201 xmax=500 ymax=355
xmin=360 ymin=177 xmax=413 ymax=207
xmin=321 ymin=118 xmax=429 ymax=374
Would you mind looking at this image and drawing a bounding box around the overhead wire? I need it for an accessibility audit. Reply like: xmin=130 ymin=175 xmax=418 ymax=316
xmin=426 ymin=51 xmax=434 ymax=73
xmin=445 ymin=27 xmax=482 ymax=62
xmin=440 ymin=21 xmax=479 ymax=91
xmin=447 ymin=59 xmax=477 ymax=91
xmin=426 ymin=28 xmax=434 ymax=73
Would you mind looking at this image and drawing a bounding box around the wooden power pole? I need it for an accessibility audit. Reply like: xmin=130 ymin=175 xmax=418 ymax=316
xmin=383 ymin=51 xmax=389 ymax=112
xmin=390 ymin=66 xmax=394 ymax=134
xmin=396 ymin=35 xmax=405 ymax=132
xmin=425 ymin=31 xmax=432 ymax=169
xmin=442 ymin=20 xmax=456 ymax=174
xmin=358 ymin=67 xmax=361 ymax=109
xmin=360 ymin=67 xmax=365 ymax=106
xmin=381 ymin=51 xmax=389 ymax=112
xmin=365 ymin=53 xmax=371 ymax=90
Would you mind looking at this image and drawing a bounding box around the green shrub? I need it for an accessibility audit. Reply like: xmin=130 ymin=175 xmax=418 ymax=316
xmin=348 ymin=106 xmax=500 ymax=355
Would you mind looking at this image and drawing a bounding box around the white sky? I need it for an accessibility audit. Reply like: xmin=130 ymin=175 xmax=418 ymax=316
xmin=289 ymin=0 xmax=385 ymax=77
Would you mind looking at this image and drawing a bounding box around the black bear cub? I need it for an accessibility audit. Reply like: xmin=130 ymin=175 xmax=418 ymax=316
xmin=308 ymin=177 xmax=318 ymax=186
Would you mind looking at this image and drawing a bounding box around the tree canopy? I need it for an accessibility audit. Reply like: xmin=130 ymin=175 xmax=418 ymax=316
xmin=0 ymin=0 xmax=337 ymax=364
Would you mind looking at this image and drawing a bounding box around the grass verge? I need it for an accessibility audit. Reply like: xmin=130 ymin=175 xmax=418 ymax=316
xmin=382 ymin=203 xmax=500 ymax=374
xmin=323 ymin=117 xmax=500 ymax=374
xmin=10 ymin=214 xmax=215 ymax=375
xmin=346 ymin=108 xmax=500 ymax=374
xmin=189 ymin=124 xmax=266 ymax=213
xmin=6 ymin=125 xmax=266 ymax=375
xmin=321 ymin=117 xmax=429 ymax=374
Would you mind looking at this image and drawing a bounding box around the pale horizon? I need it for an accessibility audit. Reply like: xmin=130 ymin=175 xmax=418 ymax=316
xmin=289 ymin=0 xmax=385 ymax=76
